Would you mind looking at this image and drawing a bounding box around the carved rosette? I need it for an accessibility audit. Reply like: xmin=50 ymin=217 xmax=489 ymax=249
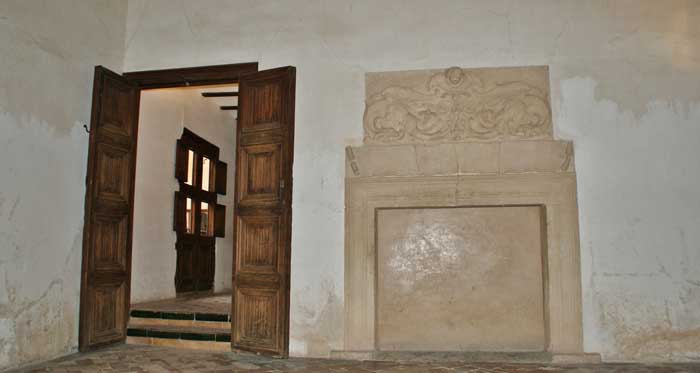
xmin=363 ymin=67 xmax=553 ymax=144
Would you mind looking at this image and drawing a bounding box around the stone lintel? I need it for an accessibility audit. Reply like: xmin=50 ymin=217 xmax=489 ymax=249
xmin=346 ymin=140 xmax=575 ymax=178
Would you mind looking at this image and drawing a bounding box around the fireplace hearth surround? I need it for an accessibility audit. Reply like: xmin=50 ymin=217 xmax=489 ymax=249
xmin=339 ymin=66 xmax=599 ymax=363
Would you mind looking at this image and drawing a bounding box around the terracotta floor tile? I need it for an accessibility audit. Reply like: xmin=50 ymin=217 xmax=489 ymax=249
xmin=10 ymin=345 xmax=700 ymax=373
xmin=131 ymin=293 xmax=231 ymax=315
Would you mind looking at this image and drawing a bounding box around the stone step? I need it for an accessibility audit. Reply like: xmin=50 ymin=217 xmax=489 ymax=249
xmin=126 ymin=324 xmax=231 ymax=351
xmin=130 ymin=308 xmax=230 ymax=322
xmin=129 ymin=308 xmax=231 ymax=330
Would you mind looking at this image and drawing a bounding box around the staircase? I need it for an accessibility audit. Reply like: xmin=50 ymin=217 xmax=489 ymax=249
xmin=127 ymin=307 xmax=232 ymax=351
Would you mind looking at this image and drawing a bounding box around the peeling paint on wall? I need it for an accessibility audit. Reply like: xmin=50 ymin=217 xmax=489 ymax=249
xmin=0 ymin=1 xmax=128 ymax=370
xmin=0 ymin=115 xmax=87 ymax=370
xmin=559 ymin=77 xmax=700 ymax=361
xmin=0 ymin=0 xmax=127 ymax=135
xmin=122 ymin=0 xmax=700 ymax=361
xmin=290 ymin=277 xmax=343 ymax=357
xmin=600 ymin=301 xmax=700 ymax=361
xmin=0 ymin=0 xmax=699 ymax=367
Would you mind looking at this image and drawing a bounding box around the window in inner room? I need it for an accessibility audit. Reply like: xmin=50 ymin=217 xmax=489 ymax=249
xmin=173 ymin=128 xmax=228 ymax=293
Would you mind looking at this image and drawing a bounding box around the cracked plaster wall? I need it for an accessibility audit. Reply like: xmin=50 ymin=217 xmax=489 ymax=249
xmin=1 ymin=0 xmax=698 ymax=367
xmin=0 ymin=0 xmax=128 ymax=370
xmin=123 ymin=0 xmax=700 ymax=361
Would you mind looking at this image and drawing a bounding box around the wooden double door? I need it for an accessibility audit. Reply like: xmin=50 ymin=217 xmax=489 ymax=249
xmin=78 ymin=63 xmax=295 ymax=357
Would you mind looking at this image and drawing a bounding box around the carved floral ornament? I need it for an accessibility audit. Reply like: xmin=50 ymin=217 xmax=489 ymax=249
xmin=363 ymin=67 xmax=553 ymax=144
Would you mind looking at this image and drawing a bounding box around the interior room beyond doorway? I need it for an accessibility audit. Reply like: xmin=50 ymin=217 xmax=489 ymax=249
xmin=128 ymin=84 xmax=239 ymax=350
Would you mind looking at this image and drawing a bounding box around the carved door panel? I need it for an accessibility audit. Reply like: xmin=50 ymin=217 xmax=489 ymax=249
xmin=232 ymin=67 xmax=295 ymax=356
xmin=79 ymin=66 xmax=140 ymax=351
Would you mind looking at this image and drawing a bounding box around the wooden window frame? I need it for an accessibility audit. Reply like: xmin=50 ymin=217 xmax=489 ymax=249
xmin=173 ymin=128 xmax=227 ymax=294
xmin=174 ymin=128 xmax=223 ymax=238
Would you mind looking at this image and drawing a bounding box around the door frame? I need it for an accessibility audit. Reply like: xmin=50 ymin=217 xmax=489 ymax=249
xmin=79 ymin=62 xmax=279 ymax=351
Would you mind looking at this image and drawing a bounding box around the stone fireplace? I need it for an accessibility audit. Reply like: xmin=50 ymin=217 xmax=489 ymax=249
xmin=340 ymin=66 xmax=597 ymax=362
xmin=376 ymin=205 xmax=547 ymax=352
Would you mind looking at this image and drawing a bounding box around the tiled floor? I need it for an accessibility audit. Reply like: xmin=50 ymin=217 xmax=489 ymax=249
xmin=131 ymin=293 xmax=231 ymax=315
xmin=17 ymin=344 xmax=700 ymax=372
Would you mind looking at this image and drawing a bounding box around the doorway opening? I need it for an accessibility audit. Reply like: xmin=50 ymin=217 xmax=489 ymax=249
xmin=127 ymin=84 xmax=237 ymax=350
xmin=78 ymin=63 xmax=296 ymax=357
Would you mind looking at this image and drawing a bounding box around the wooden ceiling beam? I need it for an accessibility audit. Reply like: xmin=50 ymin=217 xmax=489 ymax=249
xmin=202 ymin=91 xmax=239 ymax=97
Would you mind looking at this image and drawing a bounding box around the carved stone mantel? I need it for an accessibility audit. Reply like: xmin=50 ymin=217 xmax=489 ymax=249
xmin=346 ymin=140 xmax=574 ymax=178
xmin=341 ymin=66 xmax=596 ymax=362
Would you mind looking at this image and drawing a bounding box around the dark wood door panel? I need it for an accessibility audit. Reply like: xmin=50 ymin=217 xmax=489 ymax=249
xmin=233 ymin=287 xmax=282 ymax=353
xmin=235 ymin=272 xmax=282 ymax=288
xmin=94 ymin=142 xmax=132 ymax=202
xmin=175 ymin=241 xmax=195 ymax=292
xmin=86 ymin=283 xmax=127 ymax=345
xmin=235 ymin=214 xmax=281 ymax=274
xmin=79 ymin=66 xmax=139 ymax=351
xmin=89 ymin=214 xmax=129 ymax=272
xmin=174 ymin=238 xmax=216 ymax=292
xmin=232 ymin=66 xmax=295 ymax=356
xmin=238 ymin=142 xmax=282 ymax=207
xmin=198 ymin=240 xmax=216 ymax=289
xmin=239 ymin=74 xmax=284 ymax=133
xmin=97 ymin=73 xmax=136 ymax=138
xmin=88 ymin=270 xmax=129 ymax=287
xmin=239 ymin=131 xmax=284 ymax=147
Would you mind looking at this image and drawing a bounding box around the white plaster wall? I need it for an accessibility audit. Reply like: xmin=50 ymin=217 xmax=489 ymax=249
xmin=124 ymin=0 xmax=700 ymax=361
xmin=0 ymin=0 xmax=696 ymax=367
xmin=0 ymin=0 xmax=128 ymax=370
xmin=131 ymin=88 xmax=236 ymax=303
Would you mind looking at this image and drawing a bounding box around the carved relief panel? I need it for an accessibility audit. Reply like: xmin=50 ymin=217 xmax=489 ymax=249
xmin=364 ymin=66 xmax=553 ymax=144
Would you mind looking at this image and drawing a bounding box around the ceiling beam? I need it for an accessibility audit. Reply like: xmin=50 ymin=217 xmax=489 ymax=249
xmin=202 ymin=91 xmax=239 ymax=97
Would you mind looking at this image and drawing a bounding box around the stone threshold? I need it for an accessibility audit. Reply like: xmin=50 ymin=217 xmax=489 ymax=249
xmin=331 ymin=351 xmax=601 ymax=364
xmin=126 ymin=336 xmax=231 ymax=351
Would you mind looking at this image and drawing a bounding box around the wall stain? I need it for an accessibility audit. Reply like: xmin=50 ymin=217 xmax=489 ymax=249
xmin=7 ymin=196 xmax=19 ymax=221
xmin=599 ymin=295 xmax=700 ymax=362
xmin=0 ymin=279 xmax=77 ymax=370
xmin=618 ymin=326 xmax=700 ymax=361
xmin=291 ymin=279 xmax=343 ymax=357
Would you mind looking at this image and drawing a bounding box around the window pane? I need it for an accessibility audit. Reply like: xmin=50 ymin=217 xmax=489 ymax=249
xmin=200 ymin=201 xmax=211 ymax=236
xmin=186 ymin=150 xmax=195 ymax=185
xmin=202 ymin=157 xmax=211 ymax=191
xmin=185 ymin=197 xmax=194 ymax=234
